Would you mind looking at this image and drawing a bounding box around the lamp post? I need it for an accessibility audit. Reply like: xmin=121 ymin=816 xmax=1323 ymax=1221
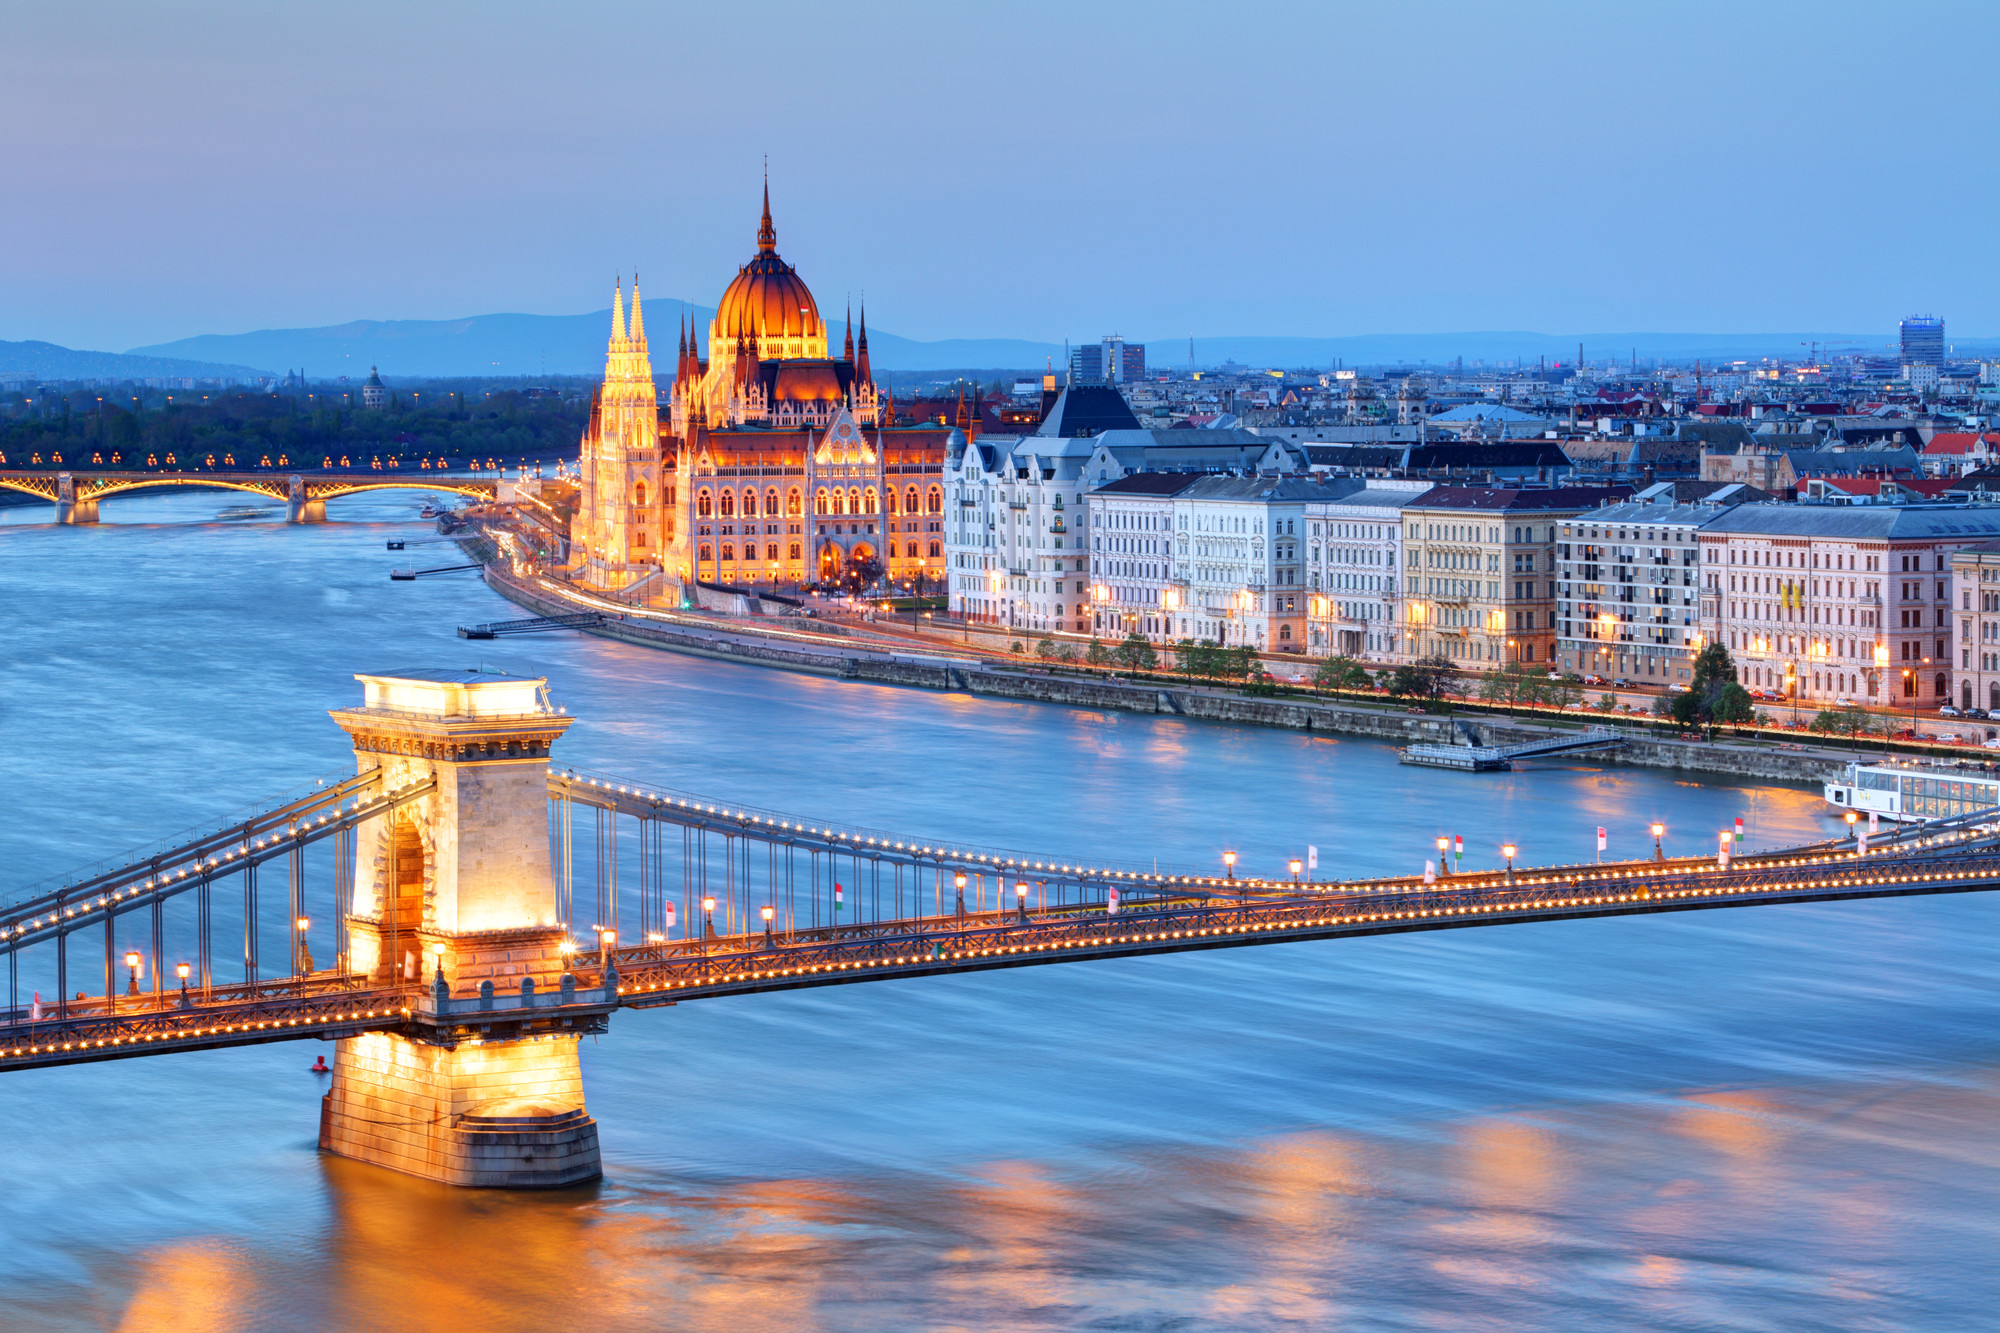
xmin=1288 ymin=857 xmax=1302 ymax=885
xmin=295 ymin=915 xmax=312 ymax=976
xmin=954 ymin=872 xmax=968 ymax=919
xmin=124 ymin=950 xmax=141 ymax=997
xmin=598 ymin=927 xmax=615 ymax=976
xmin=176 ymin=961 xmax=191 ymax=1008
xmin=1436 ymin=835 xmax=1451 ymax=877
xmin=1502 ymin=842 xmax=1517 ymax=881
xmin=702 ymin=896 xmax=716 ymax=939
xmin=1223 ymin=851 xmax=1236 ymax=881
xmin=1015 ymin=881 xmax=1029 ymax=924
xmin=1651 ymin=822 xmax=1665 ymax=861
xmin=761 ymin=904 xmax=775 ymax=946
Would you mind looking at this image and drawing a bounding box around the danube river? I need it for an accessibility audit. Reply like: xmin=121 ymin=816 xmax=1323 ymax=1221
xmin=3 ymin=491 xmax=1996 ymax=1332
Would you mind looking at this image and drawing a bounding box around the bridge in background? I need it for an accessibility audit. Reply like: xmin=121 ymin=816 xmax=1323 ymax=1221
xmin=3 ymin=670 xmax=1993 ymax=1187
xmin=0 ymin=468 xmax=496 ymax=523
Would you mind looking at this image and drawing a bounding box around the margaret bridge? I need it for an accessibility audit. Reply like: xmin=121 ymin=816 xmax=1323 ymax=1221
xmin=2 ymin=668 xmax=1994 ymax=1186
xmin=0 ymin=468 xmax=497 ymax=523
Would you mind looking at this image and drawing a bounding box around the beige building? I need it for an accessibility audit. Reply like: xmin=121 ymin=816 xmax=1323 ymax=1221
xmin=1696 ymin=505 xmax=2000 ymax=709
xmin=1951 ymin=540 xmax=2000 ymax=713
xmin=1401 ymin=486 xmax=1629 ymax=669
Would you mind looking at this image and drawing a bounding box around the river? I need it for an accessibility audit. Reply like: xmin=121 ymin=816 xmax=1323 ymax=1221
xmin=2 ymin=490 xmax=1996 ymax=1332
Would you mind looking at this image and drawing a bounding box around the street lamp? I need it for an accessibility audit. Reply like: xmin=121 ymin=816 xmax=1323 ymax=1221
xmin=1651 ymin=822 xmax=1665 ymax=860
xmin=761 ymin=904 xmax=775 ymax=945
xmin=702 ymin=896 xmax=717 ymax=938
xmin=296 ymin=916 xmax=312 ymax=975
xmin=125 ymin=950 xmax=142 ymax=996
xmin=954 ymin=872 xmax=968 ymax=918
xmin=1436 ymin=835 xmax=1451 ymax=877
xmin=176 ymin=961 xmax=191 ymax=1007
xmin=598 ymin=927 xmax=616 ymax=972
xmin=1223 ymin=850 xmax=1236 ymax=881
xmin=1288 ymin=857 xmax=1302 ymax=884
xmin=1502 ymin=842 xmax=1517 ymax=880
xmin=1015 ymin=881 xmax=1029 ymax=924
xmin=1844 ymin=810 xmax=1858 ymax=843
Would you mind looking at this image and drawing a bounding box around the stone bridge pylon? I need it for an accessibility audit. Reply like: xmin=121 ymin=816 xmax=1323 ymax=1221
xmin=319 ymin=669 xmax=600 ymax=1187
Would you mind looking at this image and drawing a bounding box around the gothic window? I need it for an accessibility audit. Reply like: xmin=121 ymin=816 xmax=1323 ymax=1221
xmin=721 ymin=543 xmax=735 ymax=562
xmin=666 ymin=484 xmax=676 ymax=506
xmin=720 ymin=491 xmax=735 ymax=518
xmin=928 ymin=541 xmax=941 ymax=558
xmin=906 ymin=542 xmax=918 ymax=558
xmin=766 ymin=544 xmax=779 ymax=562
xmin=697 ymin=490 xmax=713 ymax=518
xmin=864 ymin=488 xmax=879 ymax=515
xmin=634 ymin=530 xmax=648 ymax=549
xmin=789 ymin=543 xmax=801 ymax=560
xmin=845 ymin=488 xmax=859 ymax=515
xmin=699 ymin=544 xmax=712 ymax=562
xmin=766 ymin=489 xmax=780 ymax=518
xmin=634 ymin=481 xmax=647 ymax=508
xmin=815 ymin=491 xmax=829 ymax=515
xmin=928 ymin=486 xmax=943 ymax=514
xmin=885 ymin=488 xmax=898 ymax=515
xmin=906 ymin=486 xmax=920 ymax=515
xmin=788 ymin=488 xmax=802 ymax=517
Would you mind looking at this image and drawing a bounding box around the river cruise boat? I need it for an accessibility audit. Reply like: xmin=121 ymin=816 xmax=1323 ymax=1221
xmin=1824 ymin=760 xmax=2000 ymax=824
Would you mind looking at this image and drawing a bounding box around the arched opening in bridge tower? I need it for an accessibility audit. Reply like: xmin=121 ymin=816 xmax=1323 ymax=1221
xmin=382 ymin=813 xmax=426 ymax=981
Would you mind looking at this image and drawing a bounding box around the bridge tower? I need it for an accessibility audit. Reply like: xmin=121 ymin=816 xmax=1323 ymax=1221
xmin=286 ymin=475 xmax=326 ymax=523
xmin=54 ymin=473 xmax=99 ymax=525
xmin=318 ymin=669 xmax=601 ymax=1187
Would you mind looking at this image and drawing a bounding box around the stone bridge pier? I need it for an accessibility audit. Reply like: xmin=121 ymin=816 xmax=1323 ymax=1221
xmin=285 ymin=475 xmax=326 ymax=523
xmin=54 ymin=473 xmax=99 ymax=525
xmin=320 ymin=669 xmax=599 ymax=1187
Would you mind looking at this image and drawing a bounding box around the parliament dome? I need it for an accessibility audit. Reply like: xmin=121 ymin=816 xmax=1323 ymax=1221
xmin=711 ymin=184 xmax=825 ymax=357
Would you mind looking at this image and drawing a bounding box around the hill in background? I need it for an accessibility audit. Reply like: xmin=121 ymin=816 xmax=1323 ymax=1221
xmin=0 ymin=339 xmax=266 ymax=383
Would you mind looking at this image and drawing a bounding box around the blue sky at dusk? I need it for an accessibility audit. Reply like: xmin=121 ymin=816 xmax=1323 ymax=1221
xmin=3 ymin=0 xmax=1994 ymax=352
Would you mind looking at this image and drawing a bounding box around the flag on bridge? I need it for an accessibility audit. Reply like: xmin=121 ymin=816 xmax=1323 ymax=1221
xmin=30 ymin=992 xmax=40 ymax=1022
xmin=664 ymin=903 xmax=676 ymax=931
xmin=1735 ymin=816 xmax=1745 ymax=843
xmin=1454 ymin=835 xmax=1463 ymax=865
xmin=834 ymin=883 xmax=844 ymax=912
xmin=1107 ymin=887 xmax=1121 ymax=915
xmin=1597 ymin=827 xmax=1607 ymax=853
xmin=1307 ymin=845 xmax=1318 ymax=872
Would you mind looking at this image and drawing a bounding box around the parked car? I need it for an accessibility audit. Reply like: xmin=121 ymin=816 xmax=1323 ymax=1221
xmin=1583 ymin=674 xmax=1606 ymax=685
xmin=1666 ymin=682 xmax=1688 ymax=693
xmin=1967 ymin=708 xmax=1989 ymax=719
xmin=1940 ymin=705 xmax=1963 ymax=717
xmin=1611 ymin=678 xmax=1633 ymax=688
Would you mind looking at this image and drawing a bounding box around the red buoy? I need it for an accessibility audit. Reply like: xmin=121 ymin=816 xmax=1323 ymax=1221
xmin=311 ymin=1055 xmax=330 ymax=1074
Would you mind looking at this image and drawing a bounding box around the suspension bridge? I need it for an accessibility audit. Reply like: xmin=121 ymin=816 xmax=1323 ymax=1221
xmin=3 ymin=669 xmax=1994 ymax=1187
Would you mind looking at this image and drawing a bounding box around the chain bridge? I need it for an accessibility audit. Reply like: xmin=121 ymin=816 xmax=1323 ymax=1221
xmin=3 ymin=669 xmax=1995 ymax=1187
xmin=0 ymin=468 xmax=496 ymax=523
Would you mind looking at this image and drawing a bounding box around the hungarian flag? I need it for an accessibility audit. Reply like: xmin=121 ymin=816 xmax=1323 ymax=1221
xmin=664 ymin=903 xmax=676 ymax=931
xmin=30 ymin=992 xmax=40 ymax=1022
xmin=1107 ymin=887 xmax=1120 ymax=915
xmin=1734 ymin=816 xmax=1745 ymax=843
xmin=1453 ymin=835 xmax=1463 ymax=863
xmin=1597 ymin=827 xmax=1607 ymax=852
xmin=834 ymin=883 xmax=844 ymax=912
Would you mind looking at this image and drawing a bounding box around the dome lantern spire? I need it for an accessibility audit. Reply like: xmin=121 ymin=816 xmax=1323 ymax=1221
xmin=757 ymin=171 xmax=776 ymax=254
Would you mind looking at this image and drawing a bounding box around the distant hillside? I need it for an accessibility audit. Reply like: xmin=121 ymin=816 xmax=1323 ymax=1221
xmin=130 ymin=307 xmax=1065 ymax=378
xmin=0 ymin=339 xmax=265 ymax=383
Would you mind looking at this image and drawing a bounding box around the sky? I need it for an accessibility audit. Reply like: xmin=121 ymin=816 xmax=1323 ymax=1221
xmin=2 ymin=0 xmax=1995 ymax=352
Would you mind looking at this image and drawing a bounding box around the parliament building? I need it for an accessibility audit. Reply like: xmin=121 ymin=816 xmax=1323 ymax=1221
xmin=573 ymin=186 xmax=956 ymax=591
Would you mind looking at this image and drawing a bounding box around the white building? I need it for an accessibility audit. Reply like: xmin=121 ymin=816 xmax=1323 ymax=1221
xmin=1302 ymin=480 xmax=1431 ymax=659
xmin=1167 ymin=476 xmax=1350 ymax=653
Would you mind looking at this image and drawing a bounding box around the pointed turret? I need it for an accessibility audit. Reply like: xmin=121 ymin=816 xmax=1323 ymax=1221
xmin=611 ymin=278 xmax=627 ymax=344
xmin=955 ymin=383 xmax=971 ymax=432
xmin=844 ymin=304 xmax=854 ymax=362
xmin=629 ymin=275 xmax=646 ymax=344
xmin=855 ymin=303 xmax=872 ymax=385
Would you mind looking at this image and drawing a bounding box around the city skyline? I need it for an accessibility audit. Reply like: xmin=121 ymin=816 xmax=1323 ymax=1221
xmin=3 ymin=0 xmax=1996 ymax=353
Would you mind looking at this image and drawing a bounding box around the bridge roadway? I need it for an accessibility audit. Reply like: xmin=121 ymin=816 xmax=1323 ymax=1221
xmin=5 ymin=825 xmax=1997 ymax=1072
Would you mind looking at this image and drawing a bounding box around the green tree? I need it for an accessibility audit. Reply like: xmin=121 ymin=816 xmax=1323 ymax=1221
xmin=1389 ymin=654 xmax=1461 ymax=701
xmin=1085 ymin=638 xmax=1113 ymax=667
xmin=1035 ymin=637 xmax=1060 ymax=660
xmin=1810 ymin=705 xmax=1877 ymax=747
xmin=1115 ymin=632 xmax=1158 ymax=671
xmin=1314 ymin=655 xmax=1370 ymax=692
xmin=1597 ymin=692 xmax=1620 ymax=712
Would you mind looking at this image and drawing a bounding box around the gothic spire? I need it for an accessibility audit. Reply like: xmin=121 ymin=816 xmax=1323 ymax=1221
xmin=611 ymin=277 xmax=626 ymax=344
xmin=629 ymin=273 xmax=645 ymax=343
xmin=844 ymin=302 xmax=854 ymax=362
xmin=757 ymin=170 xmax=776 ymax=253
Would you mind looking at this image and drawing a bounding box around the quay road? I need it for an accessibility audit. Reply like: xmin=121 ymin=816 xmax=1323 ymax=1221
xmin=7 ymin=821 xmax=1997 ymax=1073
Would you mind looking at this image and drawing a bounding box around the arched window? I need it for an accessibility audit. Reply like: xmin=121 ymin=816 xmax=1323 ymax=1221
xmin=845 ymin=488 xmax=859 ymax=515
xmin=927 ymin=486 xmax=943 ymax=514
xmin=906 ymin=541 xmax=918 ymax=558
xmin=788 ymin=488 xmax=802 ymax=516
xmin=1936 ymin=672 xmax=1948 ymax=698
xmin=633 ymin=481 xmax=647 ymax=507
xmin=906 ymin=486 xmax=920 ymax=515
xmin=928 ymin=540 xmax=941 ymax=558
xmin=698 ymin=544 xmax=712 ymax=563
xmin=885 ymin=487 xmax=899 ymax=515
xmin=766 ymin=543 xmax=779 ymax=562
xmin=815 ymin=491 xmax=829 ymax=515
xmin=696 ymin=490 xmax=712 ymax=518
xmin=721 ymin=543 xmax=735 ymax=562
xmin=864 ymin=488 xmax=879 ymax=515
xmin=666 ymin=483 xmax=676 ymax=506
xmin=766 ymin=489 xmax=779 ymax=518
xmin=788 ymin=542 xmax=801 ymax=560
xmin=720 ymin=491 xmax=735 ymax=517
xmin=1280 ymin=624 xmax=1293 ymax=640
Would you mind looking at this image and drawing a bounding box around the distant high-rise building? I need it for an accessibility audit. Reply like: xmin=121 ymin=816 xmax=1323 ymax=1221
xmin=1069 ymin=336 xmax=1145 ymax=386
xmin=1901 ymin=315 xmax=1945 ymax=367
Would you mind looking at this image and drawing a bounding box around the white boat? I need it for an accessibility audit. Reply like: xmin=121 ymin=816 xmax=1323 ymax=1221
xmin=215 ymin=504 xmax=275 ymax=521
xmin=1823 ymin=760 xmax=2000 ymax=825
